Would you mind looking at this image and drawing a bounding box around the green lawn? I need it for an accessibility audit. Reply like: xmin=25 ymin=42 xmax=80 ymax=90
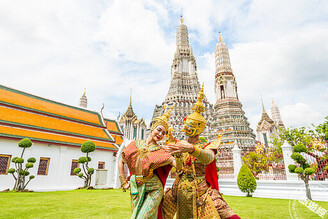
xmin=0 ymin=189 xmax=327 ymax=218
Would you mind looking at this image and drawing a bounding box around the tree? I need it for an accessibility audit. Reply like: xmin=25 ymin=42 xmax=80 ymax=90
xmin=242 ymin=143 xmax=269 ymax=179
xmin=273 ymin=123 xmax=328 ymax=200
xmin=237 ymin=164 xmax=257 ymax=197
xmin=8 ymin=138 xmax=36 ymax=191
xmin=73 ymin=141 xmax=96 ymax=187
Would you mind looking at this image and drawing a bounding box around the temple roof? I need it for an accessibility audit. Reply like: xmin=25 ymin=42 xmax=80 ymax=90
xmin=0 ymin=84 xmax=121 ymax=150
xmin=120 ymin=92 xmax=137 ymax=122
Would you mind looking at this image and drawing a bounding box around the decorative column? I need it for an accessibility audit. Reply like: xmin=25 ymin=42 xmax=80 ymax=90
xmin=232 ymin=143 xmax=242 ymax=179
xmin=281 ymin=141 xmax=298 ymax=181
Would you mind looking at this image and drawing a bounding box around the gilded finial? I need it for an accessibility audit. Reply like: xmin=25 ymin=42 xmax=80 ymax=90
xmin=272 ymin=98 xmax=275 ymax=105
xmin=180 ymin=15 xmax=183 ymax=24
xmin=218 ymin=31 xmax=222 ymax=42
xmin=83 ymin=88 xmax=86 ymax=96
xmin=192 ymin=83 xmax=205 ymax=114
xmin=129 ymin=88 xmax=132 ymax=107
xmin=261 ymin=95 xmax=266 ymax=112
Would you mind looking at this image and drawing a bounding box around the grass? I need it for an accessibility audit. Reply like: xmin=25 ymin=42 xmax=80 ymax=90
xmin=0 ymin=189 xmax=327 ymax=218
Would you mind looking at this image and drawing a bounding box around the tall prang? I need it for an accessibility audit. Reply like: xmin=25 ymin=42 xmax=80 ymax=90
xmin=210 ymin=33 xmax=256 ymax=148
xmin=151 ymin=17 xmax=215 ymax=140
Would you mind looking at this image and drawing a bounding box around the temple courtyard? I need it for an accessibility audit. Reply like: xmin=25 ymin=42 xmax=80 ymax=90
xmin=1 ymin=189 xmax=327 ymax=218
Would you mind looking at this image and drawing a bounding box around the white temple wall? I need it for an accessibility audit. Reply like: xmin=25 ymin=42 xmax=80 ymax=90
xmin=0 ymin=138 xmax=116 ymax=191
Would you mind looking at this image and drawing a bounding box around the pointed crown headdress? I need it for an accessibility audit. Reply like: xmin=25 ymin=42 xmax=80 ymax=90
xmin=184 ymin=83 xmax=206 ymax=134
xmin=151 ymin=104 xmax=175 ymax=131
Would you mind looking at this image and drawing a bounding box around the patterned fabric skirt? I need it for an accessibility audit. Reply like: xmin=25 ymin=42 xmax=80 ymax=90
xmin=162 ymin=175 xmax=236 ymax=219
xmin=130 ymin=174 xmax=164 ymax=219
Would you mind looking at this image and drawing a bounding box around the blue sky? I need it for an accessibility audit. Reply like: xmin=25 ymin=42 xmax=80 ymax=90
xmin=1 ymin=0 xmax=327 ymax=133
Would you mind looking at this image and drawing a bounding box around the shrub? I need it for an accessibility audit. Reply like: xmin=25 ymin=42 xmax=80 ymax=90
xmin=81 ymin=141 xmax=96 ymax=153
xmin=18 ymin=138 xmax=33 ymax=148
xmin=288 ymin=164 xmax=296 ymax=173
xmin=8 ymin=138 xmax=36 ymax=191
xmin=74 ymin=168 xmax=81 ymax=174
xmin=293 ymin=144 xmax=307 ymax=153
xmin=78 ymin=157 xmax=87 ymax=163
xmin=25 ymin=163 xmax=34 ymax=168
xmin=75 ymin=141 xmax=96 ymax=187
xmin=27 ymin=157 xmax=36 ymax=163
xmin=304 ymin=168 xmax=315 ymax=175
xmin=295 ymin=167 xmax=304 ymax=174
xmin=237 ymin=164 xmax=257 ymax=197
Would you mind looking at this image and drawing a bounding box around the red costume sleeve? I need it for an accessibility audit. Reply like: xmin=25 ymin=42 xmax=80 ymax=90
xmin=155 ymin=165 xmax=172 ymax=219
xmin=205 ymin=160 xmax=219 ymax=190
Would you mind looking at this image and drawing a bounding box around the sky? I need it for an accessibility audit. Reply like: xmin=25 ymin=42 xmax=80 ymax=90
xmin=0 ymin=0 xmax=327 ymax=134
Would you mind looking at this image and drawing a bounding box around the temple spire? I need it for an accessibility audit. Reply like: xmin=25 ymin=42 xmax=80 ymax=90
xmin=79 ymin=88 xmax=87 ymax=108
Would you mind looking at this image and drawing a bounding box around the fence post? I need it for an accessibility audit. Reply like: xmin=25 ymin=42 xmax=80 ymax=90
xmin=232 ymin=143 xmax=242 ymax=180
xmin=281 ymin=141 xmax=298 ymax=181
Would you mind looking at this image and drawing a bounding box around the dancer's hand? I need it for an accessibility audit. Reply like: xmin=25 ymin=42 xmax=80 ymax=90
xmin=164 ymin=140 xmax=194 ymax=154
xmin=123 ymin=182 xmax=130 ymax=191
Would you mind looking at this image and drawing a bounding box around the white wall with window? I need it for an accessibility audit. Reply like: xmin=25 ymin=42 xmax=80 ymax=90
xmin=0 ymin=139 xmax=117 ymax=191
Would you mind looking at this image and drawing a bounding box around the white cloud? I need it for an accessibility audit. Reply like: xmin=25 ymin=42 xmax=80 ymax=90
xmin=281 ymin=103 xmax=324 ymax=127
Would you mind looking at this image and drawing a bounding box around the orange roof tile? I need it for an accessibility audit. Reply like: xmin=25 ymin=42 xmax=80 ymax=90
xmin=0 ymin=125 xmax=117 ymax=150
xmin=0 ymin=105 xmax=113 ymax=141
xmin=0 ymin=85 xmax=103 ymax=126
xmin=104 ymin=119 xmax=122 ymax=135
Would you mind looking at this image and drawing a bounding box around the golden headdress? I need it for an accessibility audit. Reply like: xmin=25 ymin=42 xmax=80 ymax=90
xmin=150 ymin=104 xmax=175 ymax=131
xmin=182 ymin=83 xmax=206 ymax=136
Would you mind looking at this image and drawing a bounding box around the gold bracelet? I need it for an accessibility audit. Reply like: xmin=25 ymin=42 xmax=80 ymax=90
xmin=119 ymin=175 xmax=126 ymax=184
xmin=190 ymin=145 xmax=201 ymax=158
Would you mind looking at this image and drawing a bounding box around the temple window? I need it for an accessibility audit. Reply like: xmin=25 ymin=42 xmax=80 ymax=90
xmin=70 ymin=159 xmax=79 ymax=176
xmin=98 ymin=162 xmax=105 ymax=169
xmin=0 ymin=154 xmax=11 ymax=175
xmin=37 ymin=157 xmax=50 ymax=175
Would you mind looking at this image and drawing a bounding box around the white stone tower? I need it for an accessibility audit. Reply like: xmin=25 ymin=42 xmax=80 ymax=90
xmin=271 ymin=99 xmax=285 ymax=128
xmin=79 ymin=89 xmax=87 ymax=108
xmin=151 ymin=17 xmax=215 ymax=140
xmin=211 ymin=33 xmax=256 ymax=148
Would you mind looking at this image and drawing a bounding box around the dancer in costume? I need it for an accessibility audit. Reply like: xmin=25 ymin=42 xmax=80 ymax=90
xmin=162 ymin=84 xmax=240 ymax=219
xmin=118 ymin=105 xmax=176 ymax=219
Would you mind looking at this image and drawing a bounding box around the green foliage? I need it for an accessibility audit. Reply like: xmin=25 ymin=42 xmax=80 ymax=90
xmin=78 ymin=157 xmax=87 ymax=163
xmin=288 ymin=164 xmax=296 ymax=173
xmin=291 ymin=152 xmax=306 ymax=164
xmin=11 ymin=157 xmax=18 ymax=163
xmin=76 ymin=141 xmax=96 ymax=187
xmin=293 ymin=144 xmax=307 ymax=153
xmin=304 ymin=168 xmax=315 ymax=175
xmin=18 ymin=138 xmax=33 ymax=148
xmin=315 ymin=116 xmax=328 ymax=141
xmin=295 ymin=167 xmax=304 ymax=174
xmin=29 ymin=175 xmax=35 ymax=180
xmin=15 ymin=158 xmax=24 ymax=164
xmin=325 ymin=166 xmax=328 ymax=172
xmin=74 ymin=168 xmax=81 ymax=174
xmin=25 ymin=163 xmax=34 ymax=168
xmin=8 ymin=168 xmax=15 ymax=174
xmin=237 ymin=164 xmax=257 ymax=197
xmin=242 ymin=151 xmax=269 ymax=178
xmin=9 ymin=138 xmax=36 ymax=191
xmin=81 ymin=141 xmax=96 ymax=153
xmin=27 ymin=157 xmax=36 ymax=163
xmin=199 ymin=136 xmax=207 ymax=143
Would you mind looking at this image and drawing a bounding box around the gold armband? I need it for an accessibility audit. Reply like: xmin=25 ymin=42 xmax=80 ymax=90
xmin=190 ymin=145 xmax=201 ymax=158
xmin=119 ymin=175 xmax=127 ymax=184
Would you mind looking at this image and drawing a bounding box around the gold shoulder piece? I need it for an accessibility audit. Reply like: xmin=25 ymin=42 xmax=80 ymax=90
xmin=206 ymin=134 xmax=222 ymax=152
